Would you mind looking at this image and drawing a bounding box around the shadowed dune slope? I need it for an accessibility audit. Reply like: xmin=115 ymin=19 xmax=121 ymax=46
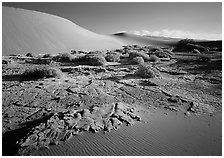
xmin=2 ymin=7 xmax=124 ymax=56
xmin=112 ymin=33 xmax=179 ymax=48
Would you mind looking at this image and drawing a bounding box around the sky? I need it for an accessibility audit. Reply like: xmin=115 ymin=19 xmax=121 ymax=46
xmin=2 ymin=2 xmax=222 ymax=40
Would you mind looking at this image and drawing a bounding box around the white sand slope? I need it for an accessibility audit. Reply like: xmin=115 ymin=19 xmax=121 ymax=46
xmin=2 ymin=7 xmax=124 ymax=56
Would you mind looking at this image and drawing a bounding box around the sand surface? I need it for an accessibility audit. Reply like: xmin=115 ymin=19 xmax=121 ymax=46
xmin=2 ymin=7 xmax=124 ymax=55
xmin=32 ymin=107 xmax=221 ymax=156
xmin=2 ymin=40 xmax=221 ymax=156
xmin=3 ymin=7 xmax=181 ymax=56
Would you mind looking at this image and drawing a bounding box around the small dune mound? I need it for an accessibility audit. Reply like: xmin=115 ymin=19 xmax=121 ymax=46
xmin=22 ymin=66 xmax=62 ymax=80
xmin=105 ymin=52 xmax=120 ymax=62
xmin=149 ymin=55 xmax=160 ymax=63
xmin=135 ymin=64 xmax=160 ymax=78
xmin=131 ymin=57 xmax=144 ymax=65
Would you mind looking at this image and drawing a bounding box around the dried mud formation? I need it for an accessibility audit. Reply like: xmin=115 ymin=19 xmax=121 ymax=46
xmin=2 ymin=44 xmax=222 ymax=156
xmin=16 ymin=102 xmax=141 ymax=155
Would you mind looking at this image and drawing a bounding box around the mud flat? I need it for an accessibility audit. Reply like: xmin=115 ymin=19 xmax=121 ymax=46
xmin=32 ymin=107 xmax=221 ymax=156
xmin=2 ymin=45 xmax=222 ymax=156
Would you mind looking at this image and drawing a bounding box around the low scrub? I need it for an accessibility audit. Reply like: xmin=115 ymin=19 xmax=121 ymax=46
xmin=22 ymin=66 xmax=62 ymax=80
xmin=131 ymin=57 xmax=144 ymax=65
xmin=149 ymin=55 xmax=160 ymax=63
xmin=26 ymin=53 xmax=33 ymax=57
xmin=135 ymin=64 xmax=160 ymax=78
xmin=85 ymin=54 xmax=107 ymax=66
xmin=42 ymin=54 xmax=52 ymax=58
xmin=129 ymin=51 xmax=150 ymax=61
xmin=53 ymin=53 xmax=73 ymax=62
xmin=105 ymin=52 xmax=120 ymax=62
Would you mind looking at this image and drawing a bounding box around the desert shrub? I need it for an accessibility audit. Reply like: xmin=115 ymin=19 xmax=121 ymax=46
xmin=120 ymin=53 xmax=129 ymax=59
xmin=131 ymin=57 xmax=144 ymax=65
xmin=163 ymin=49 xmax=175 ymax=56
xmin=53 ymin=53 xmax=73 ymax=62
xmin=135 ymin=64 xmax=160 ymax=78
xmin=26 ymin=53 xmax=33 ymax=57
xmin=173 ymin=39 xmax=208 ymax=52
xmin=22 ymin=66 xmax=62 ymax=80
xmin=149 ymin=55 xmax=160 ymax=63
xmin=88 ymin=51 xmax=105 ymax=57
xmin=153 ymin=50 xmax=170 ymax=58
xmin=42 ymin=54 xmax=52 ymax=58
xmin=149 ymin=47 xmax=163 ymax=52
xmin=129 ymin=51 xmax=150 ymax=61
xmin=105 ymin=52 xmax=120 ymax=62
xmin=85 ymin=54 xmax=107 ymax=66
xmin=192 ymin=49 xmax=200 ymax=54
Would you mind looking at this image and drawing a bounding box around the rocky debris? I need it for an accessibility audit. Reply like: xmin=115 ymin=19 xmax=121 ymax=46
xmin=164 ymin=105 xmax=178 ymax=111
xmin=16 ymin=102 xmax=141 ymax=155
xmin=167 ymin=96 xmax=180 ymax=103
xmin=187 ymin=101 xmax=215 ymax=114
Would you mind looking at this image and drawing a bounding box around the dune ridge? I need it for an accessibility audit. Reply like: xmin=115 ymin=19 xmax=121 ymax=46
xmin=2 ymin=7 xmax=124 ymax=56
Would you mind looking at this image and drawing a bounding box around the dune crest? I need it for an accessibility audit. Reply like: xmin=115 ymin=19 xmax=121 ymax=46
xmin=2 ymin=7 xmax=124 ymax=56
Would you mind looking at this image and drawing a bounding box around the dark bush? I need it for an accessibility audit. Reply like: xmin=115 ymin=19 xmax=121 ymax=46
xmin=42 ymin=54 xmax=52 ymax=58
xmin=105 ymin=52 xmax=120 ymax=62
xmin=131 ymin=57 xmax=144 ymax=65
xmin=85 ymin=54 xmax=107 ymax=66
xmin=53 ymin=53 xmax=73 ymax=62
xmin=22 ymin=66 xmax=62 ymax=80
xmin=173 ymin=39 xmax=208 ymax=52
xmin=26 ymin=53 xmax=33 ymax=57
xmin=135 ymin=64 xmax=160 ymax=78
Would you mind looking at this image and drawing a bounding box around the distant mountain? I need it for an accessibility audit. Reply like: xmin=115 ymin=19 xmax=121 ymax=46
xmin=2 ymin=7 xmax=124 ymax=56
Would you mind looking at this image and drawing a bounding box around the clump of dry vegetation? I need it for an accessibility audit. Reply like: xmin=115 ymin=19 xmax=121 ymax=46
xmin=149 ymin=55 xmax=160 ymax=63
xmin=53 ymin=53 xmax=74 ymax=62
xmin=25 ymin=53 xmax=33 ymax=57
xmin=129 ymin=51 xmax=150 ymax=61
xmin=105 ymin=52 xmax=120 ymax=62
xmin=22 ymin=66 xmax=62 ymax=80
xmin=131 ymin=57 xmax=144 ymax=65
xmin=135 ymin=64 xmax=160 ymax=78
xmin=85 ymin=54 xmax=107 ymax=66
xmin=42 ymin=54 xmax=52 ymax=58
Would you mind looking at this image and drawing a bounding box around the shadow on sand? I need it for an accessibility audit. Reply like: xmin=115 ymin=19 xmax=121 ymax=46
xmin=2 ymin=114 xmax=53 ymax=156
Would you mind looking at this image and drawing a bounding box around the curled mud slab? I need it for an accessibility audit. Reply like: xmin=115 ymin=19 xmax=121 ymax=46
xmin=16 ymin=102 xmax=141 ymax=155
xmin=32 ymin=108 xmax=222 ymax=156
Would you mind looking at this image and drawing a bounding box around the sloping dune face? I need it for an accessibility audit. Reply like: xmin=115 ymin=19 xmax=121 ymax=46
xmin=2 ymin=7 xmax=124 ymax=56
xmin=112 ymin=33 xmax=179 ymax=48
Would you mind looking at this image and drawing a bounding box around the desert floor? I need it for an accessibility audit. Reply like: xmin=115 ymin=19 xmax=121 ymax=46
xmin=2 ymin=52 xmax=222 ymax=156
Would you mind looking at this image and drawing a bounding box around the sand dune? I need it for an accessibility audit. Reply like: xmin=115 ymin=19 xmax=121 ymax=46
xmin=112 ymin=32 xmax=179 ymax=48
xmin=3 ymin=7 xmax=182 ymax=56
xmin=2 ymin=7 xmax=124 ymax=56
